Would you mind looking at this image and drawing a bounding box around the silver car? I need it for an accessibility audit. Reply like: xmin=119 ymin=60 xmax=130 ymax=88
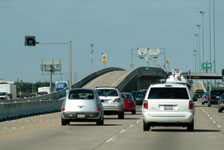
xmin=96 ymin=87 xmax=124 ymax=119
xmin=61 ymin=88 xmax=104 ymax=126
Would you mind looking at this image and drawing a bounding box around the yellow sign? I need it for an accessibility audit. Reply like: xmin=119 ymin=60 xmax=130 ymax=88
xmin=165 ymin=59 xmax=169 ymax=64
xmin=102 ymin=53 xmax=107 ymax=64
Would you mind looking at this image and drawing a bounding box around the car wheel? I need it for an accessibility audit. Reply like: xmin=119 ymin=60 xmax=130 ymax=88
xmin=218 ymin=108 xmax=222 ymax=113
xmin=202 ymin=102 xmax=204 ymax=105
xmin=61 ymin=118 xmax=69 ymax=126
xmin=208 ymin=102 xmax=211 ymax=107
xmin=118 ymin=111 xmax=124 ymax=119
xmin=143 ymin=120 xmax=150 ymax=131
xmin=132 ymin=110 xmax=136 ymax=114
xmin=187 ymin=120 xmax=194 ymax=131
xmin=96 ymin=116 xmax=104 ymax=125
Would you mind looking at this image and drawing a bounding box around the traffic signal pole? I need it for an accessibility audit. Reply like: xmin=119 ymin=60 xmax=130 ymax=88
xmin=38 ymin=41 xmax=72 ymax=89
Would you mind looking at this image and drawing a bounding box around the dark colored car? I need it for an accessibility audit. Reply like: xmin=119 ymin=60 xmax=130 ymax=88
xmin=195 ymin=89 xmax=204 ymax=98
xmin=208 ymin=88 xmax=224 ymax=107
xmin=121 ymin=92 xmax=136 ymax=114
xmin=218 ymin=93 xmax=224 ymax=113
xmin=131 ymin=91 xmax=145 ymax=105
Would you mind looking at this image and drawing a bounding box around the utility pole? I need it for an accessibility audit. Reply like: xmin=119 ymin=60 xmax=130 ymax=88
xmin=196 ymin=25 xmax=201 ymax=73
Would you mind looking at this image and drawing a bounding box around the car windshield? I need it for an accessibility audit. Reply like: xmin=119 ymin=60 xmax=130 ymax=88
xmin=148 ymin=87 xmax=189 ymax=99
xmin=69 ymin=90 xmax=94 ymax=100
xmin=211 ymin=90 xmax=224 ymax=96
xmin=131 ymin=91 xmax=145 ymax=99
xmin=121 ymin=94 xmax=132 ymax=99
xmin=97 ymin=89 xmax=118 ymax=96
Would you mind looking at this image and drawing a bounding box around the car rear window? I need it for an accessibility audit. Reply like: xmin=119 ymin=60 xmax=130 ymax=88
xmin=148 ymin=87 xmax=189 ymax=99
xmin=121 ymin=94 xmax=132 ymax=99
xmin=131 ymin=91 xmax=145 ymax=99
xmin=96 ymin=89 xmax=118 ymax=96
xmin=69 ymin=90 xmax=94 ymax=100
xmin=211 ymin=90 xmax=224 ymax=96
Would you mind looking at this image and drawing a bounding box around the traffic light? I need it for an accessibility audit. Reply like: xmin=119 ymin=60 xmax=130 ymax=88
xmin=25 ymin=36 xmax=37 ymax=46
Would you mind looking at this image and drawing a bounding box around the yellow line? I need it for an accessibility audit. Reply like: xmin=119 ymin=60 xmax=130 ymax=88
xmin=0 ymin=121 xmax=60 ymax=138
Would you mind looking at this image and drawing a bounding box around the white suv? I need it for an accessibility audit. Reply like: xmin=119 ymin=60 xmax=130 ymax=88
xmin=96 ymin=87 xmax=124 ymax=119
xmin=142 ymin=83 xmax=195 ymax=131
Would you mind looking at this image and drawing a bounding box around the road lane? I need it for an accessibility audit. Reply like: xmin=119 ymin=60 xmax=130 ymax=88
xmin=0 ymin=104 xmax=224 ymax=150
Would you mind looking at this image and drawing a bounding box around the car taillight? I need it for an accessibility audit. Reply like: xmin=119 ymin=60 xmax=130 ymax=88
xmin=209 ymin=95 xmax=211 ymax=99
xmin=97 ymin=106 xmax=101 ymax=111
xmin=143 ymin=100 xmax=148 ymax=109
xmin=204 ymin=96 xmax=208 ymax=98
xmin=62 ymin=105 xmax=65 ymax=111
xmin=189 ymin=101 xmax=194 ymax=109
xmin=114 ymin=98 xmax=121 ymax=103
xmin=221 ymin=101 xmax=224 ymax=104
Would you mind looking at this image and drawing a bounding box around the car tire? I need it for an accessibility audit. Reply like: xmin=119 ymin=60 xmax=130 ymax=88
xmin=61 ymin=118 xmax=69 ymax=126
xmin=208 ymin=102 xmax=211 ymax=107
xmin=218 ymin=108 xmax=222 ymax=113
xmin=118 ymin=111 xmax=124 ymax=119
xmin=96 ymin=116 xmax=104 ymax=125
xmin=132 ymin=110 xmax=136 ymax=114
xmin=187 ymin=120 xmax=194 ymax=131
xmin=143 ymin=120 xmax=150 ymax=131
xmin=202 ymin=102 xmax=204 ymax=105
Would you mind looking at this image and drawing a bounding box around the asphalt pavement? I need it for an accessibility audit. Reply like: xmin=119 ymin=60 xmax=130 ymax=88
xmin=0 ymin=101 xmax=224 ymax=150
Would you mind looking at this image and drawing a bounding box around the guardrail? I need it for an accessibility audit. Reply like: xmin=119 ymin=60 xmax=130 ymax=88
xmin=0 ymin=67 xmax=124 ymax=121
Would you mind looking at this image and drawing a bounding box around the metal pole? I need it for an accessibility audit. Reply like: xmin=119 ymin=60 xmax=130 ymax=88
xmin=209 ymin=0 xmax=212 ymax=73
xmin=91 ymin=44 xmax=94 ymax=65
xmin=196 ymin=25 xmax=201 ymax=73
xmin=68 ymin=41 xmax=72 ymax=89
xmin=213 ymin=0 xmax=216 ymax=73
xmin=194 ymin=34 xmax=199 ymax=72
xmin=50 ymin=70 xmax=52 ymax=94
xmin=39 ymin=41 xmax=73 ymax=89
xmin=200 ymin=11 xmax=205 ymax=71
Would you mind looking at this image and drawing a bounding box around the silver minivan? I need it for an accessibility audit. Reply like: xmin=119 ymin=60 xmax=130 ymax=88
xmin=61 ymin=88 xmax=104 ymax=126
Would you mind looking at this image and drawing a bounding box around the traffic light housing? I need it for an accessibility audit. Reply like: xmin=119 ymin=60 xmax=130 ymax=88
xmin=25 ymin=36 xmax=37 ymax=46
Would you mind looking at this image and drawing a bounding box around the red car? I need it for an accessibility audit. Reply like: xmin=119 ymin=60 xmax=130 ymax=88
xmin=121 ymin=92 xmax=136 ymax=114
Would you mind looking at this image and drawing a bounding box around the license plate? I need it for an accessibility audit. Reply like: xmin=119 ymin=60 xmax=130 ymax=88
xmin=164 ymin=106 xmax=173 ymax=110
xmin=77 ymin=114 xmax=85 ymax=118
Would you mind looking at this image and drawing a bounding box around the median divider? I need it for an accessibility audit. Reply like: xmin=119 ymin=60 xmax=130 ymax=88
xmin=0 ymin=67 xmax=124 ymax=121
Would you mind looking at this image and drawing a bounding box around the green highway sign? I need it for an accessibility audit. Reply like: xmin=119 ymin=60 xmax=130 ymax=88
xmin=202 ymin=63 xmax=212 ymax=70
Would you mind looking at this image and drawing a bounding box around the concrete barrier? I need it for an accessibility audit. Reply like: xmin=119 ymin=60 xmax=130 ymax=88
xmin=0 ymin=67 xmax=124 ymax=121
xmin=0 ymin=100 xmax=63 ymax=121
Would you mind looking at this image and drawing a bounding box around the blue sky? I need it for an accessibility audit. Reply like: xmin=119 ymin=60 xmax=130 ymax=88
xmin=0 ymin=0 xmax=223 ymax=83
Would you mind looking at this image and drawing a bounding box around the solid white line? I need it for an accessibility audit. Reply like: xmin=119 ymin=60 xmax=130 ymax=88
xmin=106 ymin=138 xmax=113 ymax=143
xmin=129 ymin=124 xmax=134 ymax=128
xmin=120 ymin=129 xmax=126 ymax=133
xmin=112 ymin=71 xmax=130 ymax=86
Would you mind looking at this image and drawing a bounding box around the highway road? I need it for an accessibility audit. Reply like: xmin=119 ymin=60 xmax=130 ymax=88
xmin=0 ymin=101 xmax=224 ymax=150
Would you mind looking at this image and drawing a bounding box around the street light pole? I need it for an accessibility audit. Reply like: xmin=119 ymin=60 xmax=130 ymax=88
xmin=196 ymin=24 xmax=201 ymax=73
xmin=200 ymin=11 xmax=205 ymax=71
xmin=90 ymin=44 xmax=94 ymax=65
xmin=194 ymin=33 xmax=199 ymax=73
xmin=213 ymin=0 xmax=216 ymax=73
xmin=193 ymin=50 xmax=197 ymax=72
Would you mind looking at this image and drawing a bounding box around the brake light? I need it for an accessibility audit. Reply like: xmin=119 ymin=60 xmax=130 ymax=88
xmin=204 ymin=96 xmax=208 ymax=98
xmin=189 ymin=101 xmax=194 ymax=109
xmin=221 ymin=101 xmax=224 ymax=104
xmin=209 ymin=95 xmax=211 ymax=99
xmin=143 ymin=100 xmax=148 ymax=109
xmin=62 ymin=105 xmax=65 ymax=111
xmin=97 ymin=106 xmax=101 ymax=111
xmin=114 ymin=98 xmax=121 ymax=103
